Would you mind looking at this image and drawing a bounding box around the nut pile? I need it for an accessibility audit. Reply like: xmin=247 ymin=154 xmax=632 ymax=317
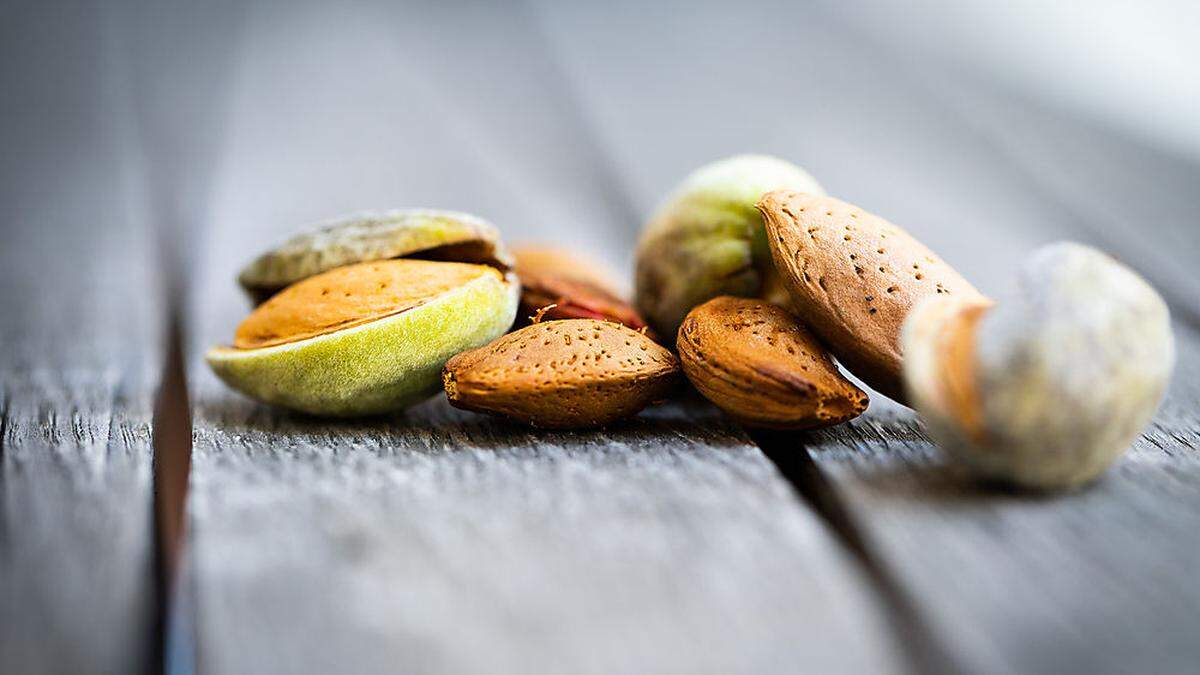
xmin=209 ymin=156 xmax=1174 ymax=490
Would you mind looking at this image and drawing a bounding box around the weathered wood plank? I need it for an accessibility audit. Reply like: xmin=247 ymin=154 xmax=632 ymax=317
xmin=183 ymin=2 xmax=902 ymax=673
xmin=191 ymin=398 xmax=900 ymax=674
xmin=803 ymin=329 xmax=1200 ymax=675
xmin=534 ymin=1 xmax=1200 ymax=672
xmin=0 ymin=2 xmax=162 ymax=673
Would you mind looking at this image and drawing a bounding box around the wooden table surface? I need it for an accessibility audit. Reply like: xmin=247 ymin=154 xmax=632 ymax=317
xmin=2 ymin=2 xmax=1197 ymax=674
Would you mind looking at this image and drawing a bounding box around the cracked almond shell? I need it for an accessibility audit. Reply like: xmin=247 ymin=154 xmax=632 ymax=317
xmin=903 ymin=242 xmax=1173 ymax=490
xmin=678 ymin=297 xmax=868 ymax=429
xmin=634 ymin=155 xmax=824 ymax=340
xmin=759 ymin=191 xmax=985 ymax=402
xmin=513 ymin=246 xmax=652 ymax=337
xmin=208 ymin=259 xmax=518 ymax=417
xmin=237 ymin=209 xmax=514 ymax=304
xmin=443 ymin=319 xmax=680 ymax=429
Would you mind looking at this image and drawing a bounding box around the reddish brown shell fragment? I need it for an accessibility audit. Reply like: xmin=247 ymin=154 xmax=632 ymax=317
xmin=513 ymin=247 xmax=654 ymax=339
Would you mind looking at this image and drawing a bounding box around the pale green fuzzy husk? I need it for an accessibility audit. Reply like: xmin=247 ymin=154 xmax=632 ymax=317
xmin=969 ymin=243 xmax=1173 ymax=489
xmin=635 ymin=154 xmax=824 ymax=339
xmin=208 ymin=273 xmax=518 ymax=417
xmin=237 ymin=209 xmax=512 ymax=299
xmin=904 ymin=243 xmax=1174 ymax=490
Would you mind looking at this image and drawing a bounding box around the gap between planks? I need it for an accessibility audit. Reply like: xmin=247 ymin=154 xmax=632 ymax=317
xmin=0 ymin=393 xmax=8 ymax=549
xmin=749 ymin=429 xmax=964 ymax=675
xmin=150 ymin=305 xmax=193 ymax=675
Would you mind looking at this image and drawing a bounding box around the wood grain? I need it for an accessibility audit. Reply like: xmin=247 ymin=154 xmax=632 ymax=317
xmin=190 ymin=396 xmax=900 ymax=674
xmin=0 ymin=2 xmax=161 ymax=673
xmin=804 ymin=328 xmax=1200 ymax=675
xmin=534 ymin=1 xmax=1200 ymax=673
xmin=181 ymin=2 xmax=901 ymax=673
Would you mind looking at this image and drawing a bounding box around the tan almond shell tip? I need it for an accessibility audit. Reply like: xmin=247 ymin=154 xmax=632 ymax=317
xmin=902 ymin=296 xmax=992 ymax=449
xmin=758 ymin=191 xmax=985 ymax=403
xmin=443 ymin=319 xmax=681 ymax=429
xmin=677 ymin=296 xmax=868 ymax=429
xmin=237 ymin=209 xmax=514 ymax=303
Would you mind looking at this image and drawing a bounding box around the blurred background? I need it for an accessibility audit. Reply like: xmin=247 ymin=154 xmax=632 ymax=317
xmin=831 ymin=0 xmax=1200 ymax=160
xmin=4 ymin=0 xmax=1197 ymax=294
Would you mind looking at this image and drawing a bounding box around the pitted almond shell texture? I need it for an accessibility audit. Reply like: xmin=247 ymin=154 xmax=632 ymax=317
xmin=207 ymin=258 xmax=518 ymax=417
xmin=758 ymin=191 xmax=985 ymax=402
xmin=443 ymin=319 xmax=680 ymax=429
xmin=238 ymin=209 xmax=513 ymax=303
xmin=677 ymin=296 xmax=868 ymax=429
xmin=235 ymin=259 xmax=495 ymax=349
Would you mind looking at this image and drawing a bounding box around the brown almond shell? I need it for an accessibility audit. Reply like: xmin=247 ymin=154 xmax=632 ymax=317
xmin=758 ymin=191 xmax=984 ymax=402
xmin=235 ymin=259 xmax=495 ymax=349
xmin=443 ymin=319 xmax=680 ymax=429
xmin=512 ymin=247 xmax=653 ymax=337
xmin=517 ymin=274 xmax=653 ymax=337
xmin=512 ymin=247 xmax=623 ymax=295
xmin=677 ymin=296 xmax=868 ymax=429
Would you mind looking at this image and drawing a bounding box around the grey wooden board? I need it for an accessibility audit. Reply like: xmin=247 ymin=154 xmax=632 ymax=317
xmin=0 ymin=2 xmax=161 ymax=673
xmin=804 ymin=325 xmax=1200 ymax=675
xmin=190 ymin=399 xmax=898 ymax=675
xmin=533 ymin=1 xmax=1200 ymax=673
xmin=183 ymin=1 xmax=901 ymax=673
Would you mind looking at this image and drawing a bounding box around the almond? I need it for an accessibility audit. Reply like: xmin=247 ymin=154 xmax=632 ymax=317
xmin=903 ymin=242 xmax=1174 ymax=490
xmin=234 ymin=259 xmax=491 ymax=349
xmin=238 ymin=209 xmax=513 ymax=304
xmin=512 ymin=247 xmax=653 ymax=337
xmin=758 ymin=191 xmax=985 ymax=402
xmin=208 ymin=258 xmax=518 ymax=417
xmin=677 ymin=296 xmax=868 ymax=429
xmin=443 ymin=319 xmax=680 ymax=429
xmin=512 ymin=246 xmax=623 ymax=294
xmin=634 ymin=155 xmax=825 ymax=340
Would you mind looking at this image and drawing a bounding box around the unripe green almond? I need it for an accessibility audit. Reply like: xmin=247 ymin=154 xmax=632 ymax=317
xmin=634 ymin=154 xmax=824 ymax=340
xmin=903 ymin=242 xmax=1174 ymax=490
xmin=208 ymin=260 xmax=518 ymax=417
xmin=237 ymin=209 xmax=513 ymax=304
